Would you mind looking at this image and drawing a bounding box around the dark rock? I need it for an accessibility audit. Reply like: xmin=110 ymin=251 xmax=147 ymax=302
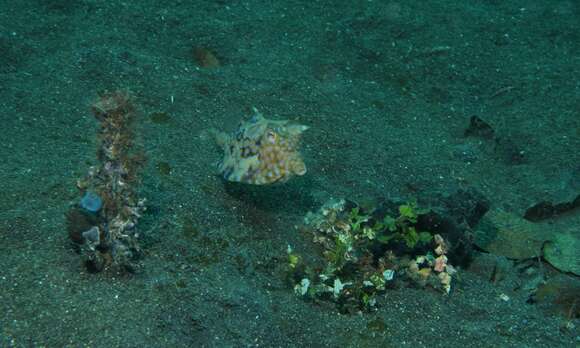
xmin=523 ymin=169 xmax=580 ymax=221
xmin=474 ymin=208 xmax=547 ymax=260
xmin=464 ymin=115 xmax=495 ymax=139
xmin=532 ymin=274 xmax=580 ymax=318
xmin=524 ymin=201 xmax=556 ymax=221
xmin=417 ymin=188 xmax=490 ymax=267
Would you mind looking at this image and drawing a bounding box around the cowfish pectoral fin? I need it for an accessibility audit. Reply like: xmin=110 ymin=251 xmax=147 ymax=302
xmin=289 ymin=157 xmax=307 ymax=176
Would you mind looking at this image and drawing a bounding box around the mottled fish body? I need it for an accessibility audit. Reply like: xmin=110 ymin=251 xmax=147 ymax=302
xmin=215 ymin=108 xmax=308 ymax=185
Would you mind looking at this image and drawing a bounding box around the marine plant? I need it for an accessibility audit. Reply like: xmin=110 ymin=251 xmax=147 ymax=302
xmin=289 ymin=198 xmax=455 ymax=313
xmin=374 ymin=201 xmax=433 ymax=249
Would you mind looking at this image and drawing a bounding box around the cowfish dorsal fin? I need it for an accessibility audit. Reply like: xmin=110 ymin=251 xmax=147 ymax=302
xmin=249 ymin=107 xmax=266 ymax=124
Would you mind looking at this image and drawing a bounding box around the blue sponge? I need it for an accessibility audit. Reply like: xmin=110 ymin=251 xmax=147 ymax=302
xmin=80 ymin=191 xmax=103 ymax=213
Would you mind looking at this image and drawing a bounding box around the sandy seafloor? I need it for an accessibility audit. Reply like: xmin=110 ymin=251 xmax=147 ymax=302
xmin=0 ymin=1 xmax=579 ymax=347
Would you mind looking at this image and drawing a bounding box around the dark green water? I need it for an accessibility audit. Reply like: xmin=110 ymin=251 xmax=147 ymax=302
xmin=0 ymin=1 xmax=578 ymax=347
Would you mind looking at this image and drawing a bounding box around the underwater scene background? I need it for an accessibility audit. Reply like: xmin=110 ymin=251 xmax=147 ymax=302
xmin=0 ymin=1 xmax=578 ymax=347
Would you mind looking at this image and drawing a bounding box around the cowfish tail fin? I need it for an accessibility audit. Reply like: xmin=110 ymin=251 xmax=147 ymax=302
xmin=208 ymin=128 xmax=229 ymax=149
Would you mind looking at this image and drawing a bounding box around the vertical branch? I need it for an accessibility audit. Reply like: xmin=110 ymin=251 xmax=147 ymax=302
xmin=68 ymin=90 xmax=146 ymax=273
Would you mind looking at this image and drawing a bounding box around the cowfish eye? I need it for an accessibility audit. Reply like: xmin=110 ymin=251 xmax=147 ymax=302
xmin=266 ymin=131 xmax=277 ymax=144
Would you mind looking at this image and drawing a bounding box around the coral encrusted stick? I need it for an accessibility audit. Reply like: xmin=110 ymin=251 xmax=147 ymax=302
xmin=67 ymin=91 xmax=146 ymax=273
